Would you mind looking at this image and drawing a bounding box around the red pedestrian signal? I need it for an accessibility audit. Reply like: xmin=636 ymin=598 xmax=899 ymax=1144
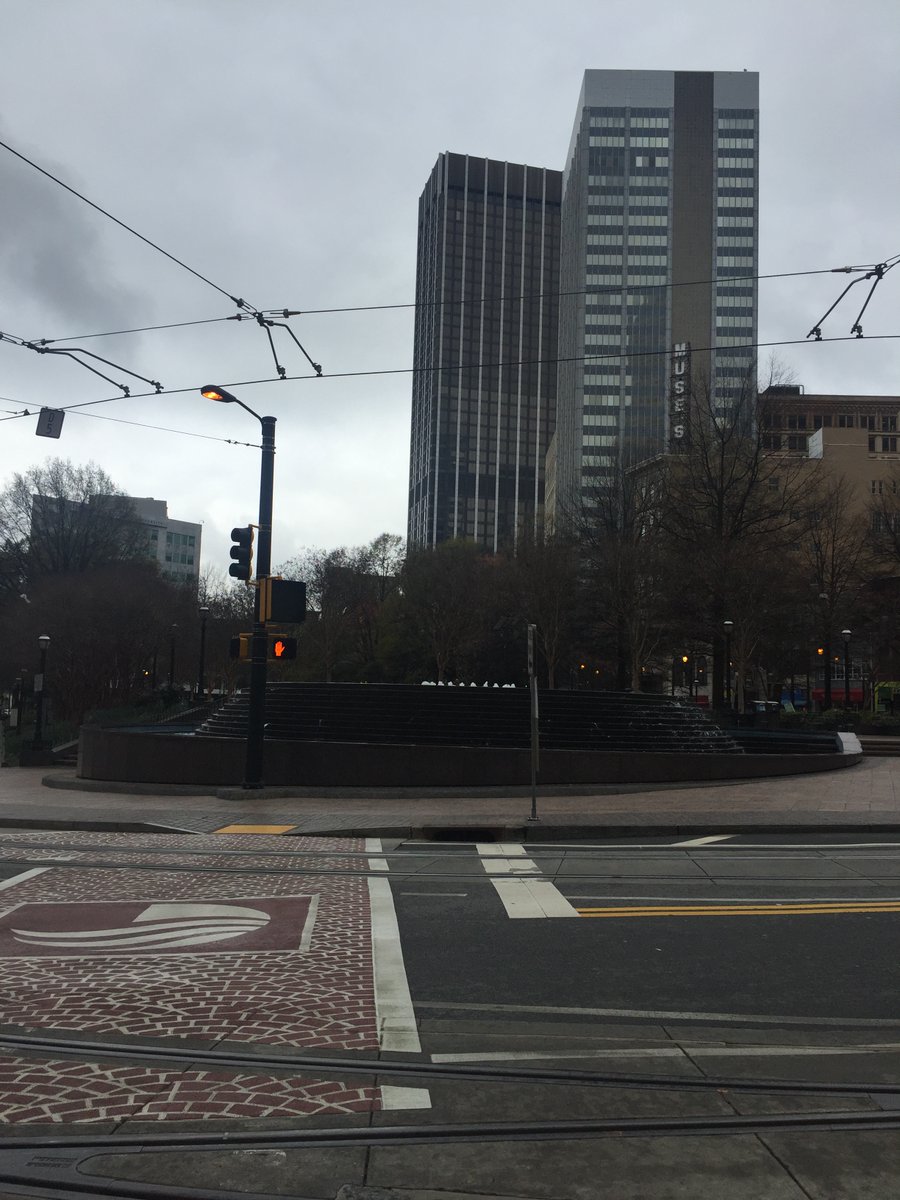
xmin=270 ymin=637 xmax=297 ymax=660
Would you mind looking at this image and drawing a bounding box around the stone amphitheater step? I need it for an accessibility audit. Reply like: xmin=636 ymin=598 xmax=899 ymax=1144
xmin=196 ymin=683 xmax=744 ymax=755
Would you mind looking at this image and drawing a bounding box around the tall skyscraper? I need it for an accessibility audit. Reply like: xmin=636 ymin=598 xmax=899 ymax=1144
xmin=407 ymin=153 xmax=561 ymax=550
xmin=552 ymin=69 xmax=759 ymax=513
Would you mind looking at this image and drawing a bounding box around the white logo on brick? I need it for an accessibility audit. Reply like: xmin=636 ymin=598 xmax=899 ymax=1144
xmin=11 ymin=903 xmax=270 ymax=950
xmin=0 ymin=896 xmax=317 ymax=956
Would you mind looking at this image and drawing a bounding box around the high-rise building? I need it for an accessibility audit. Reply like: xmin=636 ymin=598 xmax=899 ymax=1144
xmin=407 ymin=153 xmax=561 ymax=550
xmin=552 ymin=69 xmax=759 ymax=514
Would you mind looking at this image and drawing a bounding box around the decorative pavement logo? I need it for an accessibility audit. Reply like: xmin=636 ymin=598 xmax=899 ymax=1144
xmin=0 ymin=898 xmax=318 ymax=957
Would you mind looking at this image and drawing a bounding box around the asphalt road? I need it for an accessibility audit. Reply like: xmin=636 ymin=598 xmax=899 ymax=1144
xmin=388 ymin=834 xmax=900 ymax=1021
xmin=2 ymin=828 xmax=900 ymax=1199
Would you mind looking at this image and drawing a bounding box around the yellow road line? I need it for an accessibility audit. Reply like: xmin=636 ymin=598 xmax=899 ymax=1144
xmin=577 ymin=902 xmax=900 ymax=918
xmin=213 ymin=824 xmax=298 ymax=835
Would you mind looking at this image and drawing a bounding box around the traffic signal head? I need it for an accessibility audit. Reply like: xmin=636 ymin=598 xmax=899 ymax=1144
xmin=270 ymin=636 xmax=297 ymax=661
xmin=229 ymin=525 xmax=254 ymax=581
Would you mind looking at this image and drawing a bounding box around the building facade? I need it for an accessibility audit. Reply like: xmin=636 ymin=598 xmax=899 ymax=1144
xmin=407 ymin=153 xmax=561 ymax=550
xmin=131 ymin=498 xmax=202 ymax=586
xmin=553 ymin=69 xmax=759 ymax=516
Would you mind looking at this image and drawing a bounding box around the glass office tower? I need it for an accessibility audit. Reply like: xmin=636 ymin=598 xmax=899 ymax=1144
xmin=554 ymin=70 xmax=758 ymax=511
xmin=408 ymin=153 xmax=561 ymax=550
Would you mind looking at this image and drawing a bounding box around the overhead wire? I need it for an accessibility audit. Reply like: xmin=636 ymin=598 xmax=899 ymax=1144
xmin=0 ymin=134 xmax=256 ymax=314
xmin=1 ymin=331 xmax=898 ymax=428
xmin=24 ymin=262 xmax=863 ymax=347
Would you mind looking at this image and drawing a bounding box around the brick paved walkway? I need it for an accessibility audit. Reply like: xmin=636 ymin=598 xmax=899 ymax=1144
xmin=0 ymin=831 xmax=412 ymax=1123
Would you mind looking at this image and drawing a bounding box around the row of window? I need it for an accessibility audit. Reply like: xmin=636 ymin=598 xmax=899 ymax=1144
xmin=589 ymin=117 xmax=670 ymax=130
xmin=588 ymin=233 xmax=668 ymax=246
xmin=717 ymin=137 xmax=755 ymax=150
xmin=770 ymin=413 xmax=900 ymax=430
xmin=589 ymin=136 xmax=671 ymax=149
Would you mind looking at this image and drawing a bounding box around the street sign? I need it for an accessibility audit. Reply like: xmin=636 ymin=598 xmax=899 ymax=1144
xmin=36 ymin=408 xmax=65 ymax=439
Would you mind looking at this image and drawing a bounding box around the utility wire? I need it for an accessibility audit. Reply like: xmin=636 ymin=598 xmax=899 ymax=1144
xmin=36 ymin=315 xmax=238 ymax=344
xmin=28 ymin=263 xmax=854 ymax=347
xmin=0 ymin=134 xmax=256 ymax=314
xmin=1 ymin=331 xmax=897 ymax=425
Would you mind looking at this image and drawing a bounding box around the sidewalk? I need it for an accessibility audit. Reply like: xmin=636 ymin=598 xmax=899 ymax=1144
xmin=0 ymin=755 xmax=898 ymax=836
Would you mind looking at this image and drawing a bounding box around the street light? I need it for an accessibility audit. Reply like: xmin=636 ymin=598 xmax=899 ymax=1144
xmin=32 ymin=635 xmax=50 ymax=752
xmin=842 ymin=628 xmax=852 ymax=709
xmin=197 ymin=605 xmax=210 ymax=703
xmin=722 ymin=620 xmax=734 ymax=711
xmin=200 ymin=384 xmax=276 ymax=789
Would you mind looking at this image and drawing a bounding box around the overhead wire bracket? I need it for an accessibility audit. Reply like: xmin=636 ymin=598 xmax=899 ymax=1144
xmin=807 ymin=256 xmax=899 ymax=340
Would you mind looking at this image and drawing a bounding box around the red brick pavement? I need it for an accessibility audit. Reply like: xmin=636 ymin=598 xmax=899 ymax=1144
xmin=0 ymin=832 xmax=401 ymax=1123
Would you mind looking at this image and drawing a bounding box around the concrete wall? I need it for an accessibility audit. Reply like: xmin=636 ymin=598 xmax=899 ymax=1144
xmin=78 ymin=726 xmax=861 ymax=788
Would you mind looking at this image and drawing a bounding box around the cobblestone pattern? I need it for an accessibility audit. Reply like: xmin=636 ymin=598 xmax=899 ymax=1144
xmin=0 ymin=1054 xmax=379 ymax=1123
xmin=0 ymin=838 xmax=379 ymax=1049
xmin=0 ymin=847 xmax=364 ymax=872
xmin=0 ymin=831 xmax=361 ymax=853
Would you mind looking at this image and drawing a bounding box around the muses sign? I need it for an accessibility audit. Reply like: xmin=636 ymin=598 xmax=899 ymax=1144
xmin=668 ymin=342 xmax=691 ymax=449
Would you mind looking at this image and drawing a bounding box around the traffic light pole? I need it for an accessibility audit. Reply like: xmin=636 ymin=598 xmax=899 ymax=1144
xmin=245 ymin=415 xmax=276 ymax=789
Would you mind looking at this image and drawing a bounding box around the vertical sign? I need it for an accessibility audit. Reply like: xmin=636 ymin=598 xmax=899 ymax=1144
xmin=36 ymin=408 xmax=65 ymax=439
xmin=668 ymin=342 xmax=691 ymax=450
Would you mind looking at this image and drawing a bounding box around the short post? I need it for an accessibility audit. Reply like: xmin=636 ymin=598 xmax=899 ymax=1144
xmin=842 ymin=628 xmax=852 ymax=709
xmin=197 ymin=605 xmax=210 ymax=702
xmin=527 ymin=623 xmax=540 ymax=823
xmin=723 ymin=619 xmax=734 ymax=712
xmin=32 ymin=635 xmax=50 ymax=752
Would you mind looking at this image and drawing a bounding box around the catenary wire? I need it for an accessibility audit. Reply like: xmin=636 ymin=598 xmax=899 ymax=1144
xmin=0 ymin=331 xmax=897 ymax=428
xmin=28 ymin=262 xmax=866 ymax=345
xmin=0 ymin=134 xmax=256 ymax=313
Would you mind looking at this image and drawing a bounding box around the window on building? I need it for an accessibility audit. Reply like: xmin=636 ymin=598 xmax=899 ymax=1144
xmin=838 ymin=414 xmax=854 ymax=428
xmin=882 ymin=416 xmax=897 ymax=432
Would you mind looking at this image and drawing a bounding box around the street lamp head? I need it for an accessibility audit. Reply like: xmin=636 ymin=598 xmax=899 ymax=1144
xmin=201 ymin=384 xmax=238 ymax=404
xmin=199 ymin=605 xmax=210 ymax=617
xmin=37 ymin=634 xmax=50 ymax=651
xmin=723 ymin=619 xmax=734 ymax=634
xmin=842 ymin=628 xmax=852 ymax=643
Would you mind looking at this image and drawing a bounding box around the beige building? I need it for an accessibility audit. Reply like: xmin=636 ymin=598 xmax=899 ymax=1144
xmin=760 ymin=386 xmax=900 ymax=521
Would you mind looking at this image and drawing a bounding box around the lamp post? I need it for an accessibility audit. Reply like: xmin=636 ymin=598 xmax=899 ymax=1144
xmin=168 ymin=624 xmax=178 ymax=689
xmin=722 ymin=620 xmax=734 ymax=711
xmin=32 ymin=635 xmax=50 ymax=752
xmin=842 ymin=628 xmax=852 ymax=709
xmin=200 ymin=385 xmax=276 ymax=789
xmin=197 ymin=605 xmax=210 ymax=703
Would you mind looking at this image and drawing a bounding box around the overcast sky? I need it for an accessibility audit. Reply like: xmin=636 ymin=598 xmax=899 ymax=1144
xmin=2 ymin=0 xmax=899 ymax=575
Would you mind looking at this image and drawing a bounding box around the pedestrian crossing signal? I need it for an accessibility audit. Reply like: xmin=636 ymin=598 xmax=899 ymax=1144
xmin=270 ymin=637 xmax=297 ymax=660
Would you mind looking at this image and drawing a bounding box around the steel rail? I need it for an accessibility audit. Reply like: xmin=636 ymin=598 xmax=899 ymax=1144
xmin=3 ymin=1108 xmax=900 ymax=1156
xmin=0 ymin=1032 xmax=898 ymax=1097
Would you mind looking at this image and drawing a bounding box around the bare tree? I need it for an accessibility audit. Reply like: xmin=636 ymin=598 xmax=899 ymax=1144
xmin=0 ymin=458 xmax=140 ymax=581
xmin=507 ymin=532 xmax=581 ymax=689
xmin=571 ymin=465 xmax=669 ymax=691
xmin=658 ymin=369 xmax=813 ymax=706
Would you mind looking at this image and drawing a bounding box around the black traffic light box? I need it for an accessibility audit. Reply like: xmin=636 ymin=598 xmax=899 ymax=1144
xmin=229 ymin=526 xmax=254 ymax=581
xmin=260 ymin=578 xmax=306 ymax=624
